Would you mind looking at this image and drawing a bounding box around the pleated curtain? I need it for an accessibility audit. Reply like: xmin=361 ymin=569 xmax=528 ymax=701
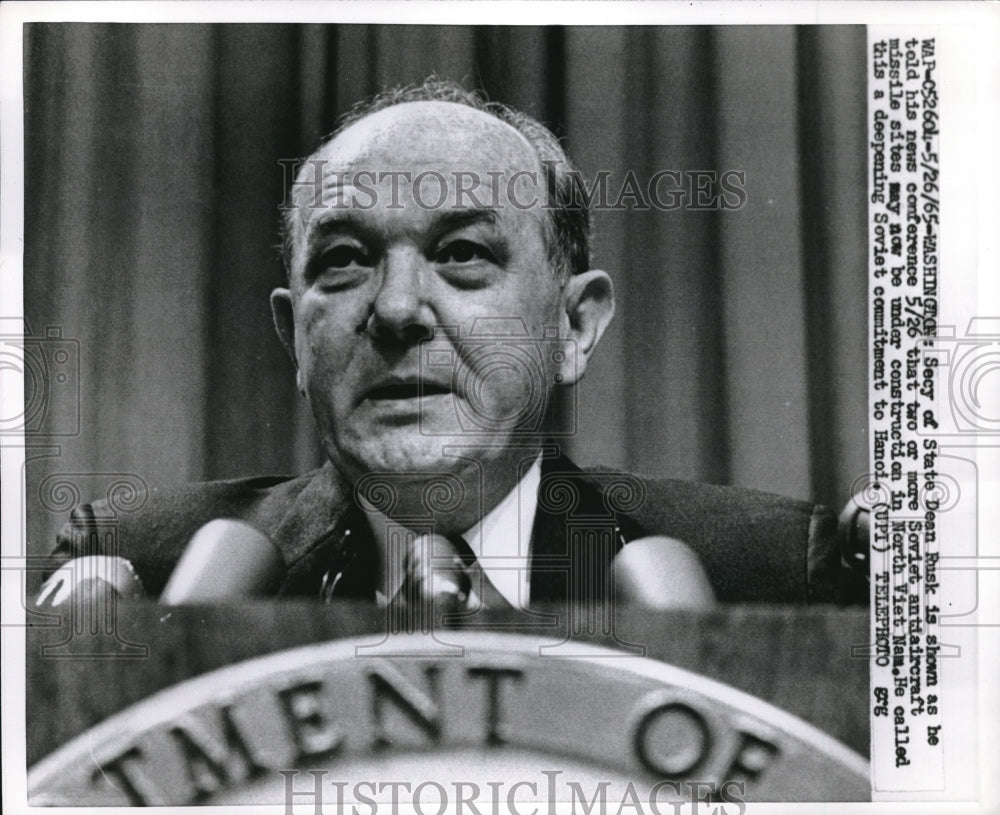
xmin=23 ymin=24 xmax=868 ymax=554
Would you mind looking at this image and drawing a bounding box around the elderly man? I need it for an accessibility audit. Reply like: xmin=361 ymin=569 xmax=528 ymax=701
xmin=39 ymin=80 xmax=850 ymax=610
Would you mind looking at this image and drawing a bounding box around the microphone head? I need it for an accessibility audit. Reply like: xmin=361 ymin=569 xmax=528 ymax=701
xmin=613 ymin=536 xmax=716 ymax=611
xmin=34 ymin=556 xmax=145 ymax=610
xmin=159 ymin=519 xmax=285 ymax=605
xmin=838 ymin=493 xmax=871 ymax=575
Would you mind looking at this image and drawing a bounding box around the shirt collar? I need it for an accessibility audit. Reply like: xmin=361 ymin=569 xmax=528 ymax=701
xmin=362 ymin=456 xmax=543 ymax=608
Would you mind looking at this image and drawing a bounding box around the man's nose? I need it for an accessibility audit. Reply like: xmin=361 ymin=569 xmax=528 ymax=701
xmin=366 ymin=248 xmax=433 ymax=344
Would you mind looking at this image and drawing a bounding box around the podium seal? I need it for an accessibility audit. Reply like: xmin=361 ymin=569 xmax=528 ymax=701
xmin=29 ymin=632 xmax=869 ymax=804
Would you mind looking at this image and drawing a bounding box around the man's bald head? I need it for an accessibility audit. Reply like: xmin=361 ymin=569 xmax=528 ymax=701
xmin=280 ymin=79 xmax=590 ymax=283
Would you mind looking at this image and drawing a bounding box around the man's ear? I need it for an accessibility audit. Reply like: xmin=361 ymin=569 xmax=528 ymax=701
xmin=270 ymin=288 xmax=303 ymax=392
xmin=557 ymin=270 xmax=615 ymax=386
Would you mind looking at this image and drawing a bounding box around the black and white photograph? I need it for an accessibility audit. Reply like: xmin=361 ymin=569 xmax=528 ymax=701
xmin=1 ymin=2 xmax=997 ymax=812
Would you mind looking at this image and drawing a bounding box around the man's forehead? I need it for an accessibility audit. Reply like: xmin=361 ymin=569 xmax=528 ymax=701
xmin=306 ymin=101 xmax=540 ymax=176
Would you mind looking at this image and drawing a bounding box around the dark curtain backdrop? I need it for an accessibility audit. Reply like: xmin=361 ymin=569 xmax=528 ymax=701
xmin=23 ymin=24 xmax=868 ymax=556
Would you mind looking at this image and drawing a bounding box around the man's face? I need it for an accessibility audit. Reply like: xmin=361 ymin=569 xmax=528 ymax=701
xmin=275 ymin=102 xmax=569 ymax=485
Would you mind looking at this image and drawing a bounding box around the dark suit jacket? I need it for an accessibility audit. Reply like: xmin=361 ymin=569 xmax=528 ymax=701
xmin=45 ymin=452 xmax=853 ymax=604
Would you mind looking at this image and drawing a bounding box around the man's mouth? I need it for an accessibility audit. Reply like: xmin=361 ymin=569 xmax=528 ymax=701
xmin=365 ymin=381 xmax=453 ymax=401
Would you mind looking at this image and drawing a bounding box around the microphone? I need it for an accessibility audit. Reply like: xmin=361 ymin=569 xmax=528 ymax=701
xmin=159 ymin=519 xmax=285 ymax=604
xmin=613 ymin=536 xmax=716 ymax=610
xmin=34 ymin=555 xmax=145 ymax=610
xmin=834 ymin=493 xmax=871 ymax=605
xmin=838 ymin=493 xmax=871 ymax=575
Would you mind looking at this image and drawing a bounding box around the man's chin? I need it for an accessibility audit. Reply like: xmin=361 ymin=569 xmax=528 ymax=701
xmin=337 ymin=429 xmax=474 ymax=477
xmin=334 ymin=430 xmax=480 ymax=520
xmin=332 ymin=425 xmax=545 ymax=525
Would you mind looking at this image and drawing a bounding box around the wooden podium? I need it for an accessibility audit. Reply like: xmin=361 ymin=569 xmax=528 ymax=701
xmin=26 ymin=603 xmax=870 ymax=804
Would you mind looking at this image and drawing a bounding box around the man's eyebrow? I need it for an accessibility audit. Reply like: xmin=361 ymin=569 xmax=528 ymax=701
xmin=302 ymin=213 xmax=371 ymax=253
xmin=305 ymin=209 xmax=367 ymax=235
xmin=430 ymin=208 xmax=501 ymax=236
xmin=304 ymin=207 xmax=502 ymax=252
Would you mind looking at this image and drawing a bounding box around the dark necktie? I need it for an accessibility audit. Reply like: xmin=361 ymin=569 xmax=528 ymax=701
xmin=392 ymin=533 xmax=475 ymax=632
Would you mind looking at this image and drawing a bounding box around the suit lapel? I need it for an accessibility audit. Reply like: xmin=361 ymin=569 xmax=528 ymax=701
xmin=528 ymin=453 xmax=644 ymax=607
xmin=278 ymin=504 xmax=378 ymax=600
xmin=269 ymin=463 xmax=347 ymax=562
xmin=270 ymin=464 xmax=377 ymax=600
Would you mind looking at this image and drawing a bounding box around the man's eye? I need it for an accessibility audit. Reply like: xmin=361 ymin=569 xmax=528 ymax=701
xmin=436 ymin=240 xmax=493 ymax=264
xmin=321 ymin=245 xmax=372 ymax=269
